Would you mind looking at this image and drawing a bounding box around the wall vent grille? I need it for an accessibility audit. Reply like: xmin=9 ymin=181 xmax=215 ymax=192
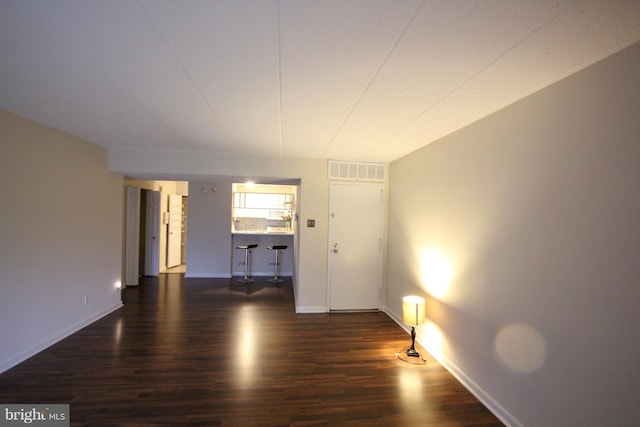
xmin=328 ymin=160 xmax=387 ymax=182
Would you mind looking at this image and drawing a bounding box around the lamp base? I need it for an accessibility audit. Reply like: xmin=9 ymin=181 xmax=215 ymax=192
xmin=406 ymin=347 xmax=421 ymax=358
xmin=396 ymin=325 xmax=426 ymax=364
xmin=395 ymin=347 xmax=426 ymax=365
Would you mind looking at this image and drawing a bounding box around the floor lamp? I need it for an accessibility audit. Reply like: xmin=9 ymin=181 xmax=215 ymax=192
xmin=397 ymin=295 xmax=426 ymax=363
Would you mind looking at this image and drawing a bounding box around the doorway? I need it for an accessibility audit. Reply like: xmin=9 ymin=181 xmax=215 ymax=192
xmin=124 ymin=181 xmax=189 ymax=283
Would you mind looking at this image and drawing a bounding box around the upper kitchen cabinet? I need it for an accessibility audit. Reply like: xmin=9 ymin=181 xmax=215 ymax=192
xmin=233 ymin=192 xmax=294 ymax=213
xmin=232 ymin=184 xmax=297 ymax=234
xmin=233 ymin=193 xmax=293 ymax=220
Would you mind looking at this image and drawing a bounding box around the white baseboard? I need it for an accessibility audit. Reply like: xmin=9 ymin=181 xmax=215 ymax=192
xmin=383 ymin=307 xmax=521 ymax=427
xmin=231 ymin=270 xmax=293 ymax=277
xmin=295 ymin=305 xmax=327 ymax=313
xmin=185 ymin=272 xmax=294 ymax=279
xmin=0 ymin=302 xmax=123 ymax=374
xmin=184 ymin=272 xmax=232 ymax=278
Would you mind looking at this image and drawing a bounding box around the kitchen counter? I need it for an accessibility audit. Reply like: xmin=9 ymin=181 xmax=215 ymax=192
xmin=232 ymin=226 xmax=294 ymax=235
xmin=231 ymin=232 xmax=294 ymax=277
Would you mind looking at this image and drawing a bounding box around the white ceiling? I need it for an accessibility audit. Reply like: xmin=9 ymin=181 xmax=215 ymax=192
xmin=1 ymin=1 xmax=639 ymax=163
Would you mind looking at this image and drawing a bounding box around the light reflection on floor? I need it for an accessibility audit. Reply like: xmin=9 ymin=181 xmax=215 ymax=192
xmin=234 ymin=305 xmax=258 ymax=387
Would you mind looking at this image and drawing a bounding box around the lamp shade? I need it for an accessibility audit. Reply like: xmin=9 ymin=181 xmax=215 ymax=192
xmin=402 ymin=295 xmax=426 ymax=326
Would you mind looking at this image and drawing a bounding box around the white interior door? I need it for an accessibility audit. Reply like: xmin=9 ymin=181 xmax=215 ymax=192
xmin=125 ymin=186 xmax=140 ymax=286
xmin=144 ymin=190 xmax=160 ymax=276
xmin=328 ymin=182 xmax=384 ymax=310
xmin=166 ymin=194 xmax=183 ymax=268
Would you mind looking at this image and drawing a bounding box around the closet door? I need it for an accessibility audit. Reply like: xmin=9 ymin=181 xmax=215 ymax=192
xmin=125 ymin=186 xmax=140 ymax=286
xmin=144 ymin=190 xmax=161 ymax=276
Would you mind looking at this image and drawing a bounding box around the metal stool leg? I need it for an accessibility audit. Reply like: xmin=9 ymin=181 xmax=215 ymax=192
xmin=236 ymin=244 xmax=257 ymax=284
xmin=268 ymin=249 xmax=283 ymax=283
xmin=267 ymin=245 xmax=287 ymax=284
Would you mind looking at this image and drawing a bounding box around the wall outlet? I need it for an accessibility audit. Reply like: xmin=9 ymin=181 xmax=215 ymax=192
xmin=307 ymin=219 xmax=316 ymax=227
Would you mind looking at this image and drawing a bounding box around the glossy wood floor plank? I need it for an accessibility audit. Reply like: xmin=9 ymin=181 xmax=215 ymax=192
xmin=0 ymin=275 xmax=503 ymax=426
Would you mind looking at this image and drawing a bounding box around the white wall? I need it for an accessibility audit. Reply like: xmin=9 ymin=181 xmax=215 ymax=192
xmin=186 ymin=181 xmax=233 ymax=277
xmin=386 ymin=43 xmax=640 ymax=426
xmin=0 ymin=109 xmax=124 ymax=373
xmin=109 ymin=153 xmax=329 ymax=312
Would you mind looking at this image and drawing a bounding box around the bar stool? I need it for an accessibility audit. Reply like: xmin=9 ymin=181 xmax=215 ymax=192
xmin=267 ymin=245 xmax=287 ymax=284
xmin=236 ymin=244 xmax=258 ymax=284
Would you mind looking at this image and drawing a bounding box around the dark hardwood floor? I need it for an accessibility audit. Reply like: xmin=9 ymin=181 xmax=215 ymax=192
xmin=0 ymin=275 xmax=503 ymax=426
